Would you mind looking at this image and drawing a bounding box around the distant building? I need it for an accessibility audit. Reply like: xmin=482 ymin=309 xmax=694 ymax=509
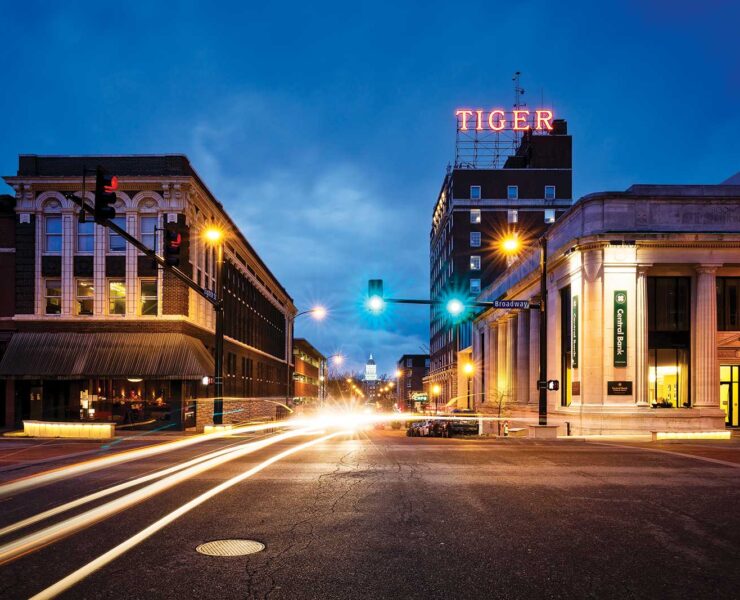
xmin=292 ymin=338 xmax=326 ymax=407
xmin=396 ymin=354 xmax=429 ymax=410
xmin=426 ymin=120 xmax=572 ymax=408
xmin=363 ymin=354 xmax=378 ymax=400
xmin=0 ymin=154 xmax=296 ymax=431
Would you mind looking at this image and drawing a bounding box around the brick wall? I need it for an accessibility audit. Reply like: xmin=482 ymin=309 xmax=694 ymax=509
xmin=195 ymin=397 xmax=280 ymax=432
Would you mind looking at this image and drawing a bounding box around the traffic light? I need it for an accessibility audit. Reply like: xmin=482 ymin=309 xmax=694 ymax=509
xmin=164 ymin=227 xmax=182 ymax=266
xmin=94 ymin=165 xmax=118 ymax=222
xmin=367 ymin=279 xmax=385 ymax=313
xmin=445 ymin=298 xmax=465 ymax=317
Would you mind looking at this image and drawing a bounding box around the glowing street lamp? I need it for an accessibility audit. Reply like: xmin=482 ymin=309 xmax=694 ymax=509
xmin=500 ymin=233 xmax=521 ymax=256
xmin=204 ymin=225 xmax=226 ymax=425
xmin=463 ymin=363 xmax=474 ymax=409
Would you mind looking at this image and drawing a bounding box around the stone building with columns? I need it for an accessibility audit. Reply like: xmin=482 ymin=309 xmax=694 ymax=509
xmin=0 ymin=155 xmax=296 ymax=431
xmin=471 ymin=184 xmax=740 ymax=435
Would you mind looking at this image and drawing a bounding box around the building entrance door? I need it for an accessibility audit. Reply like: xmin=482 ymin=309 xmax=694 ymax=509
xmin=720 ymin=365 xmax=739 ymax=427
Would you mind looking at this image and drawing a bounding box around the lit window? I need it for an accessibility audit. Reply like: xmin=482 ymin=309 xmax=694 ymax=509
xmin=77 ymin=220 xmax=94 ymax=253
xmin=108 ymin=279 xmax=126 ymax=315
xmin=45 ymin=279 xmax=62 ymax=314
xmin=470 ymin=232 xmax=481 ymax=247
xmin=470 ymin=279 xmax=481 ymax=294
xmin=470 ymin=209 xmax=481 ymax=224
xmin=140 ymin=279 xmax=158 ymax=315
xmin=76 ymin=279 xmax=94 ymax=315
xmin=140 ymin=216 xmax=158 ymax=250
xmin=470 ymin=255 xmax=481 ymax=270
xmin=545 ymin=209 xmax=556 ymax=224
xmin=45 ymin=216 xmax=62 ymax=253
xmin=545 ymin=185 xmax=556 ymax=200
xmin=508 ymin=209 xmax=518 ymax=224
xmin=470 ymin=185 xmax=481 ymax=200
xmin=108 ymin=217 xmax=126 ymax=252
xmin=507 ymin=185 xmax=519 ymax=200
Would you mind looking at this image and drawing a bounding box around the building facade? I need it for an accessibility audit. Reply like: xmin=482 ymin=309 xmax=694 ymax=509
xmin=426 ymin=124 xmax=572 ymax=407
xmin=396 ymin=354 xmax=429 ymax=410
xmin=363 ymin=354 xmax=378 ymax=400
xmin=292 ymin=338 xmax=326 ymax=408
xmin=471 ymin=184 xmax=740 ymax=434
xmin=0 ymin=155 xmax=296 ymax=431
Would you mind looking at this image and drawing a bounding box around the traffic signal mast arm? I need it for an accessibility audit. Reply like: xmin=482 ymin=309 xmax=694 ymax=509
xmin=64 ymin=191 xmax=220 ymax=308
xmin=384 ymin=298 xmax=540 ymax=310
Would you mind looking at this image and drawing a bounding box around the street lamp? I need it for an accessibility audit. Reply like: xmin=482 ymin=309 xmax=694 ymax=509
xmin=286 ymin=305 xmax=329 ymax=406
xmin=431 ymin=384 xmax=441 ymax=414
xmin=463 ymin=362 xmax=474 ymax=410
xmin=498 ymin=232 xmax=549 ymax=426
xmin=204 ymin=226 xmax=225 ymax=425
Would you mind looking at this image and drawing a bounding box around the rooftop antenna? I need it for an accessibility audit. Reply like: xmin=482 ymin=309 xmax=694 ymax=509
xmin=513 ymin=71 xmax=526 ymax=146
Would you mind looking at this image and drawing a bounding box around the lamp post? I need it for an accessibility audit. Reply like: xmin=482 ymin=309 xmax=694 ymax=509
xmin=463 ymin=362 xmax=474 ymax=410
xmin=431 ymin=384 xmax=441 ymax=414
xmin=286 ymin=306 xmax=327 ymax=407
xmin=499 ymin=232 xmax=548 ymax=426
xmin=204 ymin=227 xmax=225 ymax=425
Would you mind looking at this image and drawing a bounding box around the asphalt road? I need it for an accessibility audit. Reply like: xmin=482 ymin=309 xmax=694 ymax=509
xmin=1 ymin=430 xmax=739 ymax=600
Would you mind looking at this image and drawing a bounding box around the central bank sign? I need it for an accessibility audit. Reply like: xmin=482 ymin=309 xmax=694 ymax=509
xmin=614 ymin=291 xmax=628 ymax=367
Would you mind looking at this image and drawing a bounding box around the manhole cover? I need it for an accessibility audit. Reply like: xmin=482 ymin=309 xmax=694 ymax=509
xmin=196 ymin=539 xmax=265 ymax=557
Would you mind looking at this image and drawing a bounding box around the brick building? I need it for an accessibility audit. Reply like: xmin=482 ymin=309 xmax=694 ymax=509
xmin=292 ymin=338 xmax=326 ymax=408
xmin=0 ymin=155 xmax=296 ymax=431
xmin=395 ymin=354 xmax=429 ymax=410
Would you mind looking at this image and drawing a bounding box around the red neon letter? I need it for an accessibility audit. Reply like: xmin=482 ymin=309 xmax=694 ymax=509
xmin=455 ymin=110 xmax=473 ymax=131
xmin=487 ymin=110 xmax=505 ymax=131
xmin=536 ymin=110 xmax=554 ymax=131
xmin=475 ymin=110 xmax=483 ymax=130
xmin=513 ymin=110 xmax=530 ymax=131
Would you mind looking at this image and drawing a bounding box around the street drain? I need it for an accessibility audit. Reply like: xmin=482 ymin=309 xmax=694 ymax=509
xmin=196 ymin=539 xmax=265 ymax=557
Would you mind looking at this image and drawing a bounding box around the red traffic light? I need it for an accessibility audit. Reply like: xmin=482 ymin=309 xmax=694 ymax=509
xmin=104 ymin=175 xmax=119 ymax=193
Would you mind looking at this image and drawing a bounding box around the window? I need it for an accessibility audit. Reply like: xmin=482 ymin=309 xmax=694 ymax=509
xmin=470 ymin=185 xmax=481 ymax=200
xmin=77 ymin=220 xmax=94 ymax=253
xmin=45 ymin=279 xmax=62 ymax=315
xmin=470 ymin=279 xmax=481 ymax=294
xmin=76 ymin=280 xmax=94 ymax=315
xmin=545 ymin=209 xmax=556 ymax=224
xmin=406 ymin=358 xmax=413 ymax=367
xmin=45 ymin=216 xmax=62 ymax=253
xmin=507 ymin=209 xmax=518 ymax=224
xmin=648 ymin=348 xmax=690 ymax=408
xmin=470 ymin=232 xmax=481 ymax=247
xmin=507 ymin=185 xmax=519 ymax=200
xmin=108 ymin=279 xmax=126 ymax=315
xmin=140 ymin=216 xmax=158 ymax=250
xmin=140 ymin=279 xmax=158 ymax=315
xmin=108 ymin=217 xmax=126 ymax=252
xmin=717 ymin=278 xmax=740 ymax=331
xmin=545 ymin=185 xmax=556 ymax=200
xmin=470 ymin=255 xmax=481 ymax=270
xmin=470 ymin=209 xmax=481 ymax=224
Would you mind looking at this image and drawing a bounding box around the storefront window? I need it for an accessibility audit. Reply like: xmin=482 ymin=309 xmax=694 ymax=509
xmin=140 ymin=279 xmax=158 ymax=315
xmin=76 ymin=279 xmax=94 ymax=315
xmin=717 ymin=278 xmax=740 ymax=331
xmin=108 ymin=280 xmax=126 ymax=315
xmin=45 ymin=279 xmax=62 ymax=314
xmin=648 ymin=277 xmax=691 ymax=407
xmin=720 ymin=365 xmax=739 ymax=427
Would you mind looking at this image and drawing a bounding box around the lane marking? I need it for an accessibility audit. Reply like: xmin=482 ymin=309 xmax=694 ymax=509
xmin=588 ymin=441 xmax=740 ymax=469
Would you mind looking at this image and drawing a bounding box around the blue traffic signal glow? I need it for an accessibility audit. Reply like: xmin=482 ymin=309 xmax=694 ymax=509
xmin=367 ymin=295 xmax=385 ymax=313
xmin=446 ymin=298 xmax=465 ymax=317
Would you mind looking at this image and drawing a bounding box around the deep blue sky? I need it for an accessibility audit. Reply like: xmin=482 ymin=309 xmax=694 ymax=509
xmin=1 ymin=0 xmax=738 ymax=375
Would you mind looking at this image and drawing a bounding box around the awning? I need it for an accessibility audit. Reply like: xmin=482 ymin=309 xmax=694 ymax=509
xmin=0 ymin=332 xmax=214 ymax=380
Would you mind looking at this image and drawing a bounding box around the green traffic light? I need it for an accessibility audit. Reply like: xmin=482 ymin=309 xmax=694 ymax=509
xmin=367 ymin=295 xmax=385 ymax=313
xmin=446 ymin=298 xmax=465 ymax=317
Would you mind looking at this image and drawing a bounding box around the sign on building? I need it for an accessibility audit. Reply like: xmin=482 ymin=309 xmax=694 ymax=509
xmin=572 ymin=295 xmax=579 ymax=369
xmin=614 ymin=291 xmax=628 ymax=367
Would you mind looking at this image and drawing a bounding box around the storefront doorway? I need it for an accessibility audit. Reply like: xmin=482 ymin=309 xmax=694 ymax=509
xmin=720 ymin=365 xmax=739 ymax=427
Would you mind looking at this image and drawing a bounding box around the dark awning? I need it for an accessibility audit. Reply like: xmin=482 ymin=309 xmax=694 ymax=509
xmin=0 ymin=332 xmax=214 ymax=380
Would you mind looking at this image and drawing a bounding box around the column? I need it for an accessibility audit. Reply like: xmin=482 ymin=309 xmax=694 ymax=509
xmin=496 ymin=320 xmax=507 ymax=405
xmin=581 ymin=248 xmax=603 ymax=405
xmin=506 ymin=316 xmax=517 ymax=403
xmin=694 ymin=265 xmax=720 ymax=407
xmin=635 ymin=266 xmax=650 ymax=406
xmin=488 ymin=321 xmax=498 ymax=406
xmin=516 ymin=310 xmax=530 ymax=406
xmin=126 ymin=212 xmax=137 ymax=316
xmin=61 ymin=213 xmax=74 ymax=315
xmin=528 ymin=305 xmax=540 ymax=406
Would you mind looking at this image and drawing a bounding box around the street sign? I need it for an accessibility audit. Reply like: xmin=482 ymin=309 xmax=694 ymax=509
xmin=203 ymin=288 xmax=217 ymax=302
xmin=547 ymin=380 xmax=560 ymax=391
xmin=492 ymin=300 xmax=530 ymax=309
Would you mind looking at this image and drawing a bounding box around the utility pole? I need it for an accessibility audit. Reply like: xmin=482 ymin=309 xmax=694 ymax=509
xmin=538 ymin=237 xmax=548 ymax=425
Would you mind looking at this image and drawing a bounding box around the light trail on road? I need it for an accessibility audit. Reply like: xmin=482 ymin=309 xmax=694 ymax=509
xmin=0 ymin=420 xmax=288 ymax=499
xmin=30 ymin=429 xmax=351 ymax=600
xmin=0 ymin=427 xmax=319 ymax=565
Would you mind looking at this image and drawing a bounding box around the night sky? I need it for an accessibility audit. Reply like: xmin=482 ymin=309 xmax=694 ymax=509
xmin=1 ymin=0 xmax=738 ymax=375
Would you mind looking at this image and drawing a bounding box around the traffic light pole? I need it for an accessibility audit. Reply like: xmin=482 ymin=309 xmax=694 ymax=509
xmin=64 ymin=191 xmax=226 ymax=425
xmin=538 ymin=237 xmax=548 ymax=426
